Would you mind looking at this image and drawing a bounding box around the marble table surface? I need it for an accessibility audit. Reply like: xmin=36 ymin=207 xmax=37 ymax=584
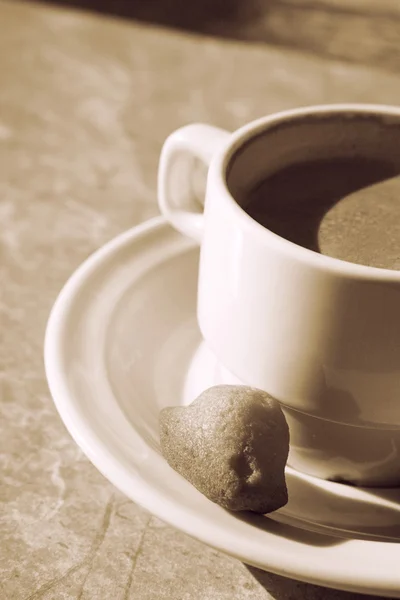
xmin=1 ymin=0 xmax=400 ymax=598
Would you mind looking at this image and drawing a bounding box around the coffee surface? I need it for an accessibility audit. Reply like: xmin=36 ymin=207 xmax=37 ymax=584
xmin=245 ymin=158 xmax=400 ymax=269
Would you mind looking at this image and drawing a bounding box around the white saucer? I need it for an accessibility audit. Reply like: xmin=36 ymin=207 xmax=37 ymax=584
xmin=45 ymin=217 xmax=400 ymax=597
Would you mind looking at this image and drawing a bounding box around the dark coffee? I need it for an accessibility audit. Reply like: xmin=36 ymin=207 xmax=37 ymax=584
xmin=245 ymin=157 xmax=400 ymax=270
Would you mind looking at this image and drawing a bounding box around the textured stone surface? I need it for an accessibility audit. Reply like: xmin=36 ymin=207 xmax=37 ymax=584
xmin=160 ymin=386 xmax=289 ymax=513
xmin=1 ymin=0 xmax=400 ymax=598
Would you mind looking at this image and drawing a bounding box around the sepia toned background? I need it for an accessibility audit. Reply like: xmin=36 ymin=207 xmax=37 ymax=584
xmin=1 ymin=1 xmax=400 ymax=598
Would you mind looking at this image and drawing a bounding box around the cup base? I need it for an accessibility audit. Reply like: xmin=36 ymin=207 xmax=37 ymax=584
xmin=202 ymin=346 xmax=400 ymax=488
xmin=282 ymin=404 xmax=400 ymax=488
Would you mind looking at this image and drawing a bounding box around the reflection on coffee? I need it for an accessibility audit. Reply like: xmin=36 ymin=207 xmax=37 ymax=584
xmin=245 ymin=158 xmax=400 ymax=270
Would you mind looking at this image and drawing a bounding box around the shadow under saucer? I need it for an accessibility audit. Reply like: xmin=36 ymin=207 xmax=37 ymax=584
xmin=247 ymin=566 xmax=377 ymax=600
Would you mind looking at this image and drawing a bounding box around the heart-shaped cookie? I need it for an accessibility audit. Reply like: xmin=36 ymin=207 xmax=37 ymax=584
xmin=159 ymin=385 xmax=289 ymax=513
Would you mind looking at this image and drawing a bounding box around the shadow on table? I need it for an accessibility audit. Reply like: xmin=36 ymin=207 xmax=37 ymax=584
xmin=23 ymin=0 xmax=400 ymax=72
xmin=247 ymin=567 xmax=385 ymax=600
xmin=33 ymin=0 xmax=244 ymax=31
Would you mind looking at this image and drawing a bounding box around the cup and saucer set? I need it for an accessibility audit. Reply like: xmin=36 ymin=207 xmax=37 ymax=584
xmin=45 ymin=105 xmax=400 ymax=597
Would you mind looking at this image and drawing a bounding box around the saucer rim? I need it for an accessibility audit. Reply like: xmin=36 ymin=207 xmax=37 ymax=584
xmin=44 ymin=216 xmax=400 ymax=597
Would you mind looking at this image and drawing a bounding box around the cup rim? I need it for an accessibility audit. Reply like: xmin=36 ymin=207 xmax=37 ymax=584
xmin=212 ymin=103 xmax=400 ymax=282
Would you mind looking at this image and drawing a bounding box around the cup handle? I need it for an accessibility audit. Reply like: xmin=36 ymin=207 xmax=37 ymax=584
xmin=158 ymin=123 xmax=230 ymax=243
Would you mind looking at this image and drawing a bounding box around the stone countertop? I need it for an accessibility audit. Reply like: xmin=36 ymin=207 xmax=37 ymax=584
xmin=1 ymin=1 xmax=400 ymax=598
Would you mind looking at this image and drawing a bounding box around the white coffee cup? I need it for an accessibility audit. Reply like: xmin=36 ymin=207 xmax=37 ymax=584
xmin=158 ymin=104 xmax=400 ymax=486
